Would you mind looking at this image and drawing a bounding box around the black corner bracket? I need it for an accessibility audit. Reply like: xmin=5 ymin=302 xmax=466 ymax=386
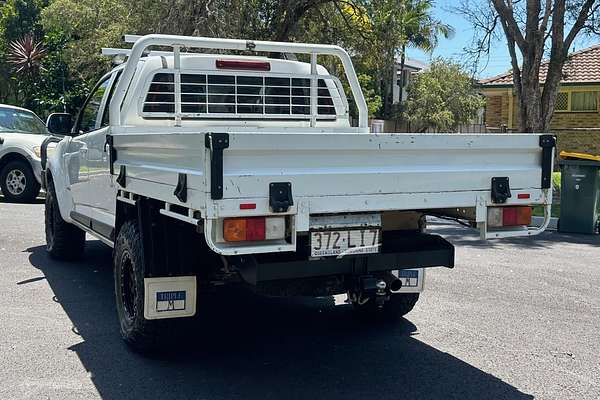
xmin=174 ymin=173 xmax=187 ymax=202
xmin=116 ymin=165 xmax=126 ymax=188
xmin=205 ymin=132 xmax=229 ymax=200
xmin=491 ymin=176 xmax=511 ymax=204
xmin=270 ymin=182 xmax=293 ymax=213
xmin=539 ymin=134 xmax=556 ymax=189
xmin=105 ymin=134 xmax=117 ymax=175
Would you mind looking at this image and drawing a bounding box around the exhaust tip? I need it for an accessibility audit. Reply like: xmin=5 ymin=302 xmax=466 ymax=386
xmin=390 ymin=279 xmax=403 ymax=292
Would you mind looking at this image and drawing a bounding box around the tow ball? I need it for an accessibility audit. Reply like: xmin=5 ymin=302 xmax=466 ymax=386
xmin=349 ymin=275 xmax=402 ymax=308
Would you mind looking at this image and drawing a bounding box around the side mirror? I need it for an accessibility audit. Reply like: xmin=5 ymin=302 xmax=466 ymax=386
xmin=46 ymin=113 xmax=73 ymax=135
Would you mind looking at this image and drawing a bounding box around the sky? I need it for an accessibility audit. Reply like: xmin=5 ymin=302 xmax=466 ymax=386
xmin=408 ymin=0 xmax=600 ymax=79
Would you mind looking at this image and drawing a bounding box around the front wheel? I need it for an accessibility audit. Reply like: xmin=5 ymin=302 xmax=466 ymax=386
xmin=0 ymin=160 xmax=40 ymax=203
xmin=45 ymin=180 xmax=85 ymax=260
xmin=352 ymin=292 xmax=420 ymax=319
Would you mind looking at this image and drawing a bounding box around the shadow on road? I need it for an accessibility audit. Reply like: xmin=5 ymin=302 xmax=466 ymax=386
xmin=429 ymin=220 xmax=600 ymax=249
xmin=0 ymin=194 xmax=45 ymax=204
xmin=26 ymin=242 xmax=533 ymax=400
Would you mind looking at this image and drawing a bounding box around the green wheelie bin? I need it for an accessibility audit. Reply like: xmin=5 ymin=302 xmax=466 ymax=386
xmin=558 ymin=155 xmax=600 ymax=234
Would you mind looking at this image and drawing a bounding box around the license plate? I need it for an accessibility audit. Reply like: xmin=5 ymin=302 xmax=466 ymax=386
xmin=310 ymin=228 xmax=381 ymax=257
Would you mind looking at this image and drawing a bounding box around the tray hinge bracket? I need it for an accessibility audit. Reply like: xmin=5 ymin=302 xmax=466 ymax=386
xmin=205 ymin=132 xmax=229 ymax=200
xmin=491 ymin=176 xmax=511 ymax=204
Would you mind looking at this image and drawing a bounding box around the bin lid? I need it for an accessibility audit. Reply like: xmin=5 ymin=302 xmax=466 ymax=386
xmin=560 ymin=150 xmax=600 ymax=162
xmin=559 ymin=151 xmax=600 ymax=167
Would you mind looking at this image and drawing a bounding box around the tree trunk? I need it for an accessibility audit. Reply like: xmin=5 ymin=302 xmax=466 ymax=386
xmin=381 ymin=49 xmax=395 ymax=119
xmin=398 ymin=43 xmax=406 ymax=110
xmin=490 ymin=0 xmax=598 ymax=133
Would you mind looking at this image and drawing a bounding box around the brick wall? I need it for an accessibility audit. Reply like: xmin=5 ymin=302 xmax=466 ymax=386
xmin=554 ymin=129 xmax=600 ymax=155
xmin=551 ymin=112 xmax=600 ymax=129
xmin=484 ymin=90 xmax=600 ymax=156
xmin=484 ymin=95 xmax=505 ymax=128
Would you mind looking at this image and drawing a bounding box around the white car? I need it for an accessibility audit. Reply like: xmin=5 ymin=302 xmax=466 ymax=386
xmin=0 ymin=104 xmax=50 ymax=202
xmin=42 ymin=35 xmax=555 ymax=351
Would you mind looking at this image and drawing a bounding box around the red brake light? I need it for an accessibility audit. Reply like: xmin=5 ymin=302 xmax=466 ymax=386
xmin=502 ymin=208 xmax=519 ymax=226
xmin=246 ymin=218 xmax=266 ymax=241
xmin=239 ymin=203 xmax=257 ymax=210
xmin=216 ymin=59 xmax=271 ymax=71
xmin=517 ymin=193 xmax=531 ymax=199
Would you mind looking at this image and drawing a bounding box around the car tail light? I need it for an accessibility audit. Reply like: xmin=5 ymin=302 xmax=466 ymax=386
xmin=223 ymin=217 xmax=285 ymax=242
xmin=216 ymin=59 xmax=271 ymax=71
xmin=487 ymin=206 xmax=532 ymax=228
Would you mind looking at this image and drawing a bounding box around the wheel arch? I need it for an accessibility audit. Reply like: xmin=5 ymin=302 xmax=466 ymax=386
xmin=44 ymin=168 xmax=75 ymax=223
xmin=0 ymin=151 xmax=34 ymax=174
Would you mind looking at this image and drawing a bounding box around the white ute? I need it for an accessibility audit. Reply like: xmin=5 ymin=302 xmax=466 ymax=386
xmin=41 ymin=35 xmax=555 ymax=351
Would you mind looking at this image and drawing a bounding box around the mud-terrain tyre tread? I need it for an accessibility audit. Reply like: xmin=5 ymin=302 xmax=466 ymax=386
xmin=114 ymin=220 xmax=163 ymax=353
xmin=0 ymin=160 xmax=40 ymax=203
xmin=45 ymin=180 xmax=85 ymax=260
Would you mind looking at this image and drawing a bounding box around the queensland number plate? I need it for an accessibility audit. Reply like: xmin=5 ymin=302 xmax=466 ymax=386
xmin=311 ymin=229 xmax=381 ymax=257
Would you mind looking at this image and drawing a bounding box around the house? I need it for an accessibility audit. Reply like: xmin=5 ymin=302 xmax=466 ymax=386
xmin=479 ymin=44 xmax=600 ymax=155
xmin=393 ymin=57 xmax=429 ymax=104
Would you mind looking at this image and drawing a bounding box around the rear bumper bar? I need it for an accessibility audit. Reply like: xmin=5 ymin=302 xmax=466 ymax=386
xmin=232 ymin=232 xmax=454 ymax=284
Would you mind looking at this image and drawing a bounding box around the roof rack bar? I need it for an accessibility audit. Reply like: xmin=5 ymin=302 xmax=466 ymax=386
xmin=109 ymin=34 xmax=368 ymax=129
xmin=123 ymin=34 xmax=143 ymax=44
xmin=102 ymin=48 xmax=131 ymax=56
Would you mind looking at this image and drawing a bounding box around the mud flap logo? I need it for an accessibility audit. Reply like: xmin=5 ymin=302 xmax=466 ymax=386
xmin=156 ymin=291 xmax=186 ymax=312
xmin=398 ymin=269 xmax=419 ymax=287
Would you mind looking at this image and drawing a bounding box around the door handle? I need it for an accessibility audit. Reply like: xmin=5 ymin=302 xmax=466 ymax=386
xmin=0 ymin=137 xmax=4 ymax=145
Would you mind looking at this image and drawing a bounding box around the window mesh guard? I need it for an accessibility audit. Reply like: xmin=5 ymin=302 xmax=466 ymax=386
xmin=142 ymin=72 xmax=341 ymax=119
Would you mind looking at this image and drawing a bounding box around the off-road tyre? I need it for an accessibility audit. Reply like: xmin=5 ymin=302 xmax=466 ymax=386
xmin=45 ymin=179 xmax=85 ymax=260
xmin=0 ymin=160 xmax=40 ymax=203
xmin=114 ymin=220 xmax=163 ymax=353
xmin=353 ymin=292 xmax=420 ymax=320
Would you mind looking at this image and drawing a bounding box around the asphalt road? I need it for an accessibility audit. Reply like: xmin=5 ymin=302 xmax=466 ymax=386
xmin=1 ymin=198 xmax=599 ymax=400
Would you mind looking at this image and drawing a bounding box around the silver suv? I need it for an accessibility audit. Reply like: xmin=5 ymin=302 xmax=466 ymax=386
xmin=0 ymin=104 xmax=50 ymax=202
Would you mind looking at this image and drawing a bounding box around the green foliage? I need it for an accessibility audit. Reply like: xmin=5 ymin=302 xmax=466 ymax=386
xmin=403 ymin=58 xmax=485 ymax=132
xmin=358 ymin=74 xmax=383 ymax=118
xmin=0 ymin=0 xmax=450 ymax=121
xmin=41 ymin=0 xmax=144 ymax=81
xmin=34 ymin=30 xmax=90 ymax=115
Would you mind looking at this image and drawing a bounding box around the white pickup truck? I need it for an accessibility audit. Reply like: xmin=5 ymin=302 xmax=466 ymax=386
xmin=42 ymin=35 xmax=554 ymax=351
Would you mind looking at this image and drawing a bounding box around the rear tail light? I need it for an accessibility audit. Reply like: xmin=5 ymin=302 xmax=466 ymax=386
xmin=216 ymin=59 xmax=271 ymax=71
xmin=223 ymin=217 xmax=285 ymax=242
xmin=487 ymin=206 xmax=532 ymax=228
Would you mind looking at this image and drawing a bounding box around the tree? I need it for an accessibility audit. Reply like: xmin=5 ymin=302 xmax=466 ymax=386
xmin=6 ymin=34 xmax=46 ymax=110
xmin=403 ymin=59 xmax=485 ymax=132
xmin=458 ymin=0 xmax=600 ymax=132
xmin=389 ymin=0 xmax=453 ymax=118
xmin=0 ymin=0 xmax=48 ymax=103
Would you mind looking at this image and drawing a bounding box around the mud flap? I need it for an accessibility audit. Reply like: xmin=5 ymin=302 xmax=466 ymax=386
xmin=391 ymin=268 xmax=424 ymax=293
xmin=143 ymin=276 xmax=197 ymax=320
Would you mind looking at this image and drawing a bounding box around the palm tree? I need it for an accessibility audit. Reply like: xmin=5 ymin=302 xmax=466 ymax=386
xmin=375 ymin=0 xmax=453 ymax=119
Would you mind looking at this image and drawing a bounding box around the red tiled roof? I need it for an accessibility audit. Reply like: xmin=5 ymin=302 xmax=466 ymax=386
xmin=480 ymin=43 xmax=600 ymax=85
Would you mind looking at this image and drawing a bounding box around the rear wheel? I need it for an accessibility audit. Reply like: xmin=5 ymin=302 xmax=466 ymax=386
xmin=114 ymin=220 xmax=162 ymax=352
xmin=0 ymin=160 xmax=40 ymax=203
xmin=352 ymin=292 xmax=420 ymax=319
xmin=45 ymin=179 xmax=85 ymax=260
